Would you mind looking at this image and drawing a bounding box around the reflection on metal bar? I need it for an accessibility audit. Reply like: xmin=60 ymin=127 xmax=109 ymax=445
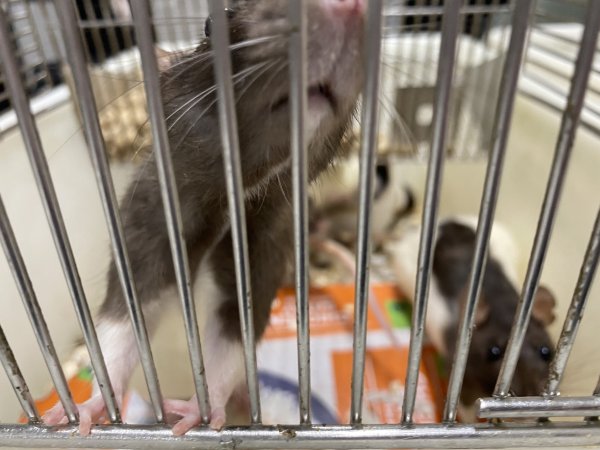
xmin=442 ymin=0 xmax=534 ymax=423
xmin=401 ymin=0 xmax=461 ymax=425
xmin=129 ymin=1 xmax=211 ymax=423
xmin=0 ymin=196 xmax=78 ymax=423
xmin=288 ymin=0 xmax=311 ymax=425
xmin=350 ymin=0 xmax=385 ymax=425
xmin=0 ymin=6 xmax=121 ymax=424
xmin=207 ymin=0 xmax=261 ymax=425
xmin=384 ymin=5 xmax=511 ymax=17
xmin=55 ymin=0 xmax=164 ymax=423
xmin=544 ymin=208 xmax=600 ymax=397
xmin=0 ymin=326 xmax=39 ymax=423
xmin=494 ymin=0 xmax=600 ymax=398
xmin=3 ymin=423 xmax=600 ymax=449
xmin=477 ymin=396 xmax=600 ymax=419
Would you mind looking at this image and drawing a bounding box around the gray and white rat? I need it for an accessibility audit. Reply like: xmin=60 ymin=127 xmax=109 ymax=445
xmin=44 ymin=0 xmax=366 ymax=435
xmin=385 ymin=216 xmax=556 ymax=421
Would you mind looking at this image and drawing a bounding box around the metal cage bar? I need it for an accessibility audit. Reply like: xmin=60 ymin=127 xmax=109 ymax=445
xmin=0 ymin=326 xmax=39 ymax=423
xmin=401 ymin=0 xmax=461 ymax=424
xmin=129 ymin=0 xmax=211 ymax=423
xmin=0 ymin=195 xmax=78 ymax=423
xmin=442 ymin=0 xmax=535 ymax=423
xmin=0 ymin=5 xmax=121 ymax=424
xmin=543 ymin=207 xmax=600 ymax=397
xmin=350 ymin=0 xmax=385 ymax=425
xmin=55 ymin=0 xmax=165 ymax=424
xmin=288 ymin=0 xmax=311 ymax=426
xmin=477 ymin=396 xmax=600 ymax=419
xmin=494 ymin=0 xmax=600 ymax=398
xmin=206 ymin=0 xmax=261 ymax=425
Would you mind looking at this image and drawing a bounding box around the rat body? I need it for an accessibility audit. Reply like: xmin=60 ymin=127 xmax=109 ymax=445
xmin=385 ymin=216 xmax=556 ymax=420
xmin=44 ymin=0 xmax=366 ymax=435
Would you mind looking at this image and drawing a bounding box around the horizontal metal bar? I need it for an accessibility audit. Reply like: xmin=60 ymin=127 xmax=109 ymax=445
xmin=0 ymin=5 xmax=121 ymax=423
xmin=207 ymin=0 xmax=260 ymax=425
xmin=129 ymin=0 xmax=211 ymax=423
xmin=351 ymin=0 xmax=385 ymax=425
xmin=478 ymin=396 xmax=600 ymax=419
xmin=384 ymin=5 xmax=511 ymax=17
xmin=55 ymin=0 xmax=165 ymax=423
xmin=0 ymin=327 xmax=39 ymax=423
xmin=0 ymin=195 xmax=78 ymax=423
xmin=2 ymin=423 xmax=600 ymax=449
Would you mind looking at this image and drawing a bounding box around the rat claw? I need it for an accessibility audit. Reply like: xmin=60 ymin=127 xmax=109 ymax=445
xmin=164 ymin=397 xmax=227 ymax=435
xmin=42 ymin=396 xmax=109 ymax=436
xmin=42 ymin=403 xmax=68 ymax=426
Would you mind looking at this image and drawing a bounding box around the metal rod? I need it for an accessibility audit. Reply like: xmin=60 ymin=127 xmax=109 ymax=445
xmin=129 ymin=0 xmax=210 ymax=423
xmin=442 ymin=0 xmax=534 ymax=423
xmin=0 ymin=5 xmax=120 ymax=423
xmin=401 ymin=0 xmax=461 ymax=424
xmin=544 ymin=208 xmax=600 ymax=397
xmin=0 ymin=196 xmax=78 ymax=423
xmin=350 ymin=0 xmax=385 ymax=425
xmin=494 ymin=0 xmax=600 ymax=398
xmin=2 ymin=423 xmax=600 ymax=449
xmin=207 ymin=0 xmax=260 ymax=425
xmin=55 ymin=0 xmax=164 ymax=423
xmin=0 ymin=326 xmax=39 ymax=423
xmin=477 ymin=396 xmax=600 ymax=419
xmin=288 ymin=0 xmax=311 ymax=426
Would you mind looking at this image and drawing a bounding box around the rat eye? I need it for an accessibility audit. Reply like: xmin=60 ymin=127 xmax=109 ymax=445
xmin=487 ymin=345 xmax=503 ymax=362
xmin=205 ymin=8 xmax=236 ymax=38
xmin=539 ymin=345 xmax=553 ymax=361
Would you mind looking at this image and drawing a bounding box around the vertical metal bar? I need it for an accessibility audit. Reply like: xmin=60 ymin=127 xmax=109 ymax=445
xmin=0 ymin=196 xmax=78 ymax=423
xmin=0 ymin=325 xmax=39 ymax=423
xmin=207 ymin=0 xmax=260 ymax=425
xmin=55 ymin=0 xmax=165 ymax=423
xmin=350 ymin=0 xmax=385 ymax=425
xmin=288 ymin=0 xmax=311 ymax=426
xmin=442 ymin=0 xmax=534 ymax=423
xmin=494 ymin=0 xmax=600 ymax=398
xmin=129 ymin=0 xmax=211 ymax=423
xmin=0 ymin=6 xmax=121 ymax=424
xmin=401 ymin=0 xmax=461 ymax=425
xmin=544 ymin=208 xmax=600 ymax=397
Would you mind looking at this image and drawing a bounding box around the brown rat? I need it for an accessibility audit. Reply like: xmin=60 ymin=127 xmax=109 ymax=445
xmin=386 ymin=216 xmax=556 ymax=420
xmin=44 ymin=0 xmax=366 ymax=435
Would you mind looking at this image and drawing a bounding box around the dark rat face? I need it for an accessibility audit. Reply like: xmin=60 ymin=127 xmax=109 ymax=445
xmin=456 ymin=286 xmax=557 ymax=406
xmin=160 ymin=0 xmax=365 ymax=189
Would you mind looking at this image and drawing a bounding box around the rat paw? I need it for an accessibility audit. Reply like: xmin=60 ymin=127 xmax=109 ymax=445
xmin=42 ymin=396 xmax=108 ymax=436
xmin=164 ymin=397 xmax=227 ymax=435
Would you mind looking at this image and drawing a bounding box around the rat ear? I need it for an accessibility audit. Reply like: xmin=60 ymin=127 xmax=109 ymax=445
xmin=459 ymin=289 xmax=491 ymax=326
xmin=155 ymin=47 xmax=173 ymax=72
xmin=532 ymin=285 xmax=556 ymax=326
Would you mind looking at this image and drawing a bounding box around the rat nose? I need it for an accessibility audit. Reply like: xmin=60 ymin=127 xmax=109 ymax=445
xmin=324 ymin=0 xmax=365 ymax=16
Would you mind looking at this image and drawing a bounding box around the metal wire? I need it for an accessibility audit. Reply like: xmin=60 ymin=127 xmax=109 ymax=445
xmin=442 ymin=0 xmax=535 ymax=423
xmin=0 ymin=195 xmax=78 ymax=423
xmin=0 ymin=4 xmax=121 ymax=424
xmin=478 ymin=396 xmax=600 ymax=419
xmin=401 ymin=0 xmax=461 ymax=424
xmin=0 ymin=326 xmax=39 ymax=423
xmin=350 ymin=0 xmax=385 ymax=425
xmin=55 ymin=0 xmax=165 ymax=424
xmin=130 ymin=0 xmax=211 ymax=424
xmin=288 ymin=0 xmax=311 ymax=426
xmin=494 ymin=0 xmax=600 ymax=398
xmin=207 ymin=0 xmax=261 ymax=425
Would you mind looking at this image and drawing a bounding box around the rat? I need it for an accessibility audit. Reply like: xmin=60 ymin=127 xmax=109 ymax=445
xmin=43 ymin=0 xmax=366 ymax=436
xmin=385 ymin=216 xmax=556 ymax=421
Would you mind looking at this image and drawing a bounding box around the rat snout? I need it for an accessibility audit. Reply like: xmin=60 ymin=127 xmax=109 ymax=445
xmin=322 ymin=0 xmax=365 ymax=17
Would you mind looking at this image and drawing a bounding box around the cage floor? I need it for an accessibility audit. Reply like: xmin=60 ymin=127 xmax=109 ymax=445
xmin=0 ymin=93 xmax=599 ymax=449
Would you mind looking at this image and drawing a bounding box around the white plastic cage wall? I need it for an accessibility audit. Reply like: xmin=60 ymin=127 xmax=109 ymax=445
xmin=0 ymin=0 xmax=600 ymax=449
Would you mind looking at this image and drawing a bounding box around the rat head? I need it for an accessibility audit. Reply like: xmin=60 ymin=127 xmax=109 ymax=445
xmin=161 ymin=0 xmax=365 ymax=183
xmin=455 ymin=284 xmax=557 ymax=406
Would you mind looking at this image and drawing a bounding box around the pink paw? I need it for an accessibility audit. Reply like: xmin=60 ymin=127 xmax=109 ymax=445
xmin=42 ymin=396 xmax=108 ymax=436
xmin=164 ymin=397 xmax=226 ymax=436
